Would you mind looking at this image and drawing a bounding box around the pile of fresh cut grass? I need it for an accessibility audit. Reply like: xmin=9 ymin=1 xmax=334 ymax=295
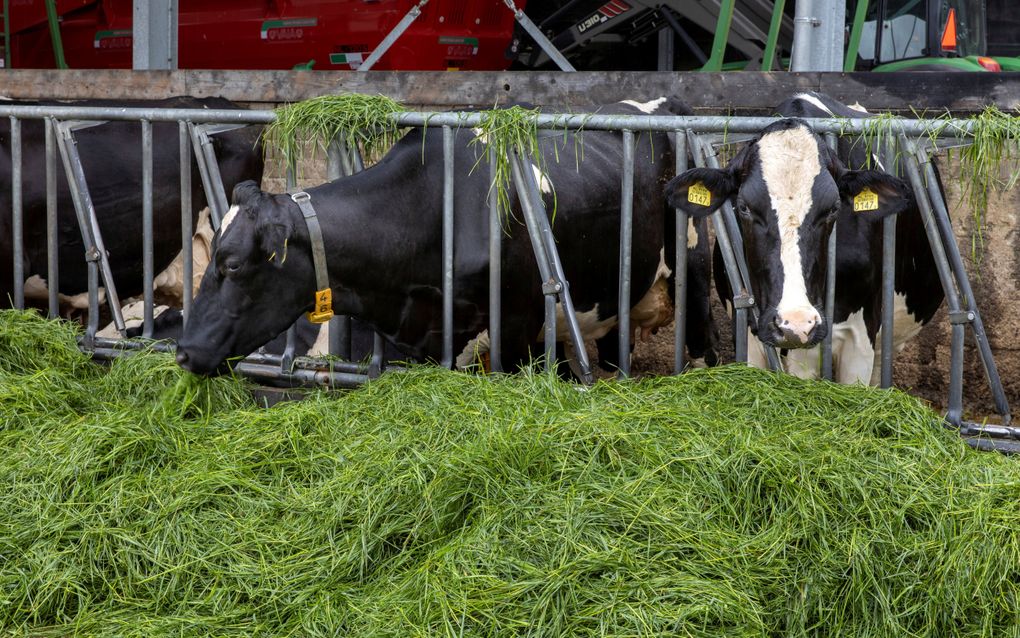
xmin=1 ymin=309 xmax=1019 ymax=637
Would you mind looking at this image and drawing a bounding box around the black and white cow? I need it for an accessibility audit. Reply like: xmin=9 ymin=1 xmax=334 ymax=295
xmin=0 ymin=96 xmax=264 ymax=308
xmin=666 ymin=92 xmax=942 ymax=384
xmin=174 ymin=97 xmax=714 ymax=376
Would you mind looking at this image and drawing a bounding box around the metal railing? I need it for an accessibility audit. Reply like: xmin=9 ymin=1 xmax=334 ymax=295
xmin=1 ymin=103 xmax=1014 ymax=440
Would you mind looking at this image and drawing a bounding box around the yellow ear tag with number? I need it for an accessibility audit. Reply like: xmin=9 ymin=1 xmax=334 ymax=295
xmin=687 ymin=181 xmax=712 ymax=207
xmin=307 ymin=288 xmax=334 ymax=323
xmin=853 ymin=187 xmax=879 ymax=212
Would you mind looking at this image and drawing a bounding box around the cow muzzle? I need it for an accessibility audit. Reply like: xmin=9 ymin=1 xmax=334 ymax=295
xmin=760 ymin=307 xmax=825 ymax=349
xmin=175 ymin=345 xmax=233 ymax=377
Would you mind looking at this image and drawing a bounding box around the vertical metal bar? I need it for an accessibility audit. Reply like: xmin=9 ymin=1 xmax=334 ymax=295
xmin=508 ymin=151 xmax=557 ymax=373
xmin=84 ymin=258 xmax=99 ymax=349
xmin=326 ymin=138 xmax=346 ymax=358
xmin=762 ymin=0 xmax=788 ymax=71
xmin=441 ymin=125 xmax=456 ymax=369
xmin=141 ymin=119 xmax=155 ymax=337
xmin=879 ymin=138 xmax=897 ymax=388
xmin=44 ymin=0 xmax=68 ymax=69
xmin=844 ymin=0 xmax=870 ymax=71
xmin=45 ymin=119 xmax=59 ymax=318
xmin=281 ymin=164 xmax=298 ymax=371
xmin=504 ymin=0 xmax=577 ymax=71
xmin=3 ymin=0 xmax=10 ymax=70
xmin=369 ymin=333 xmax=385 ymax=378
xmin=822 ymin=132 xmax=838 ymax=381
xmin=917 ymin=143 xmax=1011 ymax=423
xmin=358 ymin=0 xmax=428 ymax=72
xmin=674 ymin=130 xmax=688 ymax=374
xmin=617 ymin=130 xmax=635 ymax=378
xmin=701 ymin=0 xmax=736 ymax=71
xmin=179 ymin=121 xmax=193 ymax=326
xmin=11 ymin=117 xmax=24 ymax=308
xmin=515 ymin=150 xmax=593 ymax=382
xmin=488 ymin=149 xmax=503 ymax=372
xmin=188 ymin=123 xmax=224 ymax=228
xmin=54 ymin=122 xmax=125 ymax=332
xmin=898 ymin=135 xmax=966 ymax=425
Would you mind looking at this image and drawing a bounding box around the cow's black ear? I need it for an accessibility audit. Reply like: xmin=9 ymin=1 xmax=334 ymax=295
xmin=837 ymin=170 xmax=911 ymax=220
xmin=664 ymin=168 xmax=735 ymax=218
xmin=255 ymin=205 xmax=293 ymax=267
xmin=231 ymin=180 xmax=265 ymax=207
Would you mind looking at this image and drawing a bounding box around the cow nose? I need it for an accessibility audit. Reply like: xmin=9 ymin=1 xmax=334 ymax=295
xmin=774 ymin=308 xmax=822 ymax=346
xmin=175 ymin=349 xmax=190 ymax=368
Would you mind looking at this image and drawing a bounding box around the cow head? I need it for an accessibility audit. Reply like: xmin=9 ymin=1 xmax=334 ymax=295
xmin=175 ymin=180 xmax=318 ymax=375
xmin=665 ymin=119 xmax=909 ymax=349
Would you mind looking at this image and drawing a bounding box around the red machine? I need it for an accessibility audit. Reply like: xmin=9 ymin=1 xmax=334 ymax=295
xmin=7 ymin=0 xmax=524 ymax=70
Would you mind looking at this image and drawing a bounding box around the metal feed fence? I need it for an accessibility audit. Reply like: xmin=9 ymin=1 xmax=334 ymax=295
xmin=1 ymin=103 xmax=1014 ymax=441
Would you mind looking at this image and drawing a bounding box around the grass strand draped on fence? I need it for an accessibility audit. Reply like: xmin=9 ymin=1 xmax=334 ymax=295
xmin=1 ymin=310 xmax=1018 ymax=637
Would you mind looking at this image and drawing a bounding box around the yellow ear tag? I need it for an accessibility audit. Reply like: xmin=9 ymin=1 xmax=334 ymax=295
xmin=307 ymin=288 xmax=334 ymax=324
xmin=853 ymin=187 xmax=879 ymax=212
xmin=687 ymin=181 xmax=711 ymax=207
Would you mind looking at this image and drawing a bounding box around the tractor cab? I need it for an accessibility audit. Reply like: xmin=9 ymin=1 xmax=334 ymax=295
xmin=848 ymin=0 xmax=1001 ymax=72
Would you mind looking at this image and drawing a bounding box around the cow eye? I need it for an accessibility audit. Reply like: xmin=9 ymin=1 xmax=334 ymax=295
xmin=736 ymin=202 xmax=753 ymax=219
xmin=224 ymin=260 xmax=242 ymax=275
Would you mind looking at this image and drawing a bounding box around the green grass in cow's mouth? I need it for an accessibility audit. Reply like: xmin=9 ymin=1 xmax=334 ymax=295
xmin=2 ymin=309 xmax=1018 ymax=636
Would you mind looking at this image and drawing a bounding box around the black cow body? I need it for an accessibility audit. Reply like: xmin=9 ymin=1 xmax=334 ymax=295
xmin=0 ymin=96 xmax=264 ymax=307
xmin=668 ymin=92 xmax=936 ymax=384
xmin=176 ymin=97 xmax=710 ymax=376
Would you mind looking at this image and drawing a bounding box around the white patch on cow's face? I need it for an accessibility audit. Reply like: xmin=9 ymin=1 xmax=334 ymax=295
xmin=686 ymin=217 xmax=699 ymax=249
xmin=219 ymin=205 xmax=240 ymax=237
xmin=530 ymin=163 xmax=552 ymax=194
xmin=620 ymin=97 xmax=667 ymax=114
xmin=757 ymin=125 xmax=823 ymax=341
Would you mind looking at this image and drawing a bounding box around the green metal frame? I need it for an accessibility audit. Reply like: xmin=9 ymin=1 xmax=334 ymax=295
xmin=44 ymin=0 xmax=67 ymax=69
xmin=700 ymin=0 xmax=736 ymax=72
xmin=761 ymin=0 xmax=787 ymax=71
xmin=3 ymin=0 xmax=9 ymax=68
xmin=844 ymin=0 xmax=870 ymax=71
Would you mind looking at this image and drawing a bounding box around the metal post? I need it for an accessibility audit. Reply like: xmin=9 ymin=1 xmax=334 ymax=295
xmin=187 ymin=123 xmax=226 ymax=228
xmin=359 ymin=0 xmax=429 ymax=72
xmin=879 ymin=138 xmax=897 ymax=388
xmin=141 ymin=119 xmax=155 ymax=337
xmin=674 ymin=130 xmax=688 ymax=373
xmin=916 ymin=143 xmax=1011 ymax=424
xmin=762 ymin=0 xmax=788 ymax=71
xmin=369 ymin=333 xmax=385 ymax=378
xmin=701 ymin=0 xmax=736 ymax=71
xmin=617 ymin=130 xmax=635 ymax=378
xmin=488 ymin=150 xmax=503 ymax=372
xmin=10 ymin=117 xmax=24 ymax=308
xmin=281 ymin=164 xmax=298 ymax=372
xmin=54 ymin=121 xmax=126 ymax=333
xmin=822 ymin=132 xmax=838 ymax=381
xmin=325 ymin=138 xmax=350 ymax=359
xmin=133 ymin=0 xmax=177 ymax=70
xmin=898 ymin=135 xmax=967 ymax=426
xmin=179 ymin=121 xmax=193 ymax=326
xmin=44 ymin=0 xmax=67 ymax=69
xmin=441 ymin=125 xmax=455 ymax=369
xmin=45 ymin=119 xmax=59 ymax=318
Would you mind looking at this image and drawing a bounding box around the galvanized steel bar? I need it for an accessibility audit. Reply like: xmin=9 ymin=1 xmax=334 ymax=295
xmin=54 ymin=121 xmax=126 ymax=333
xmin=441 ymin=125 xmax=456 ymax=369
xmin=141 ymin=120 xmax=155 ymax=338
xmin=508 ymin=151 xmax=557 ymax=372
xmin=10 ymin=117 xmax=24 ymax=308
xmin=281 ymin=164 xmax=298 ymax=372
xmin=488 ymin=150 xmax=503 ymax=372
xmin=617 ymin=130 xmax=635 ymax=378
xmin=45 ymin=119 xmax=59 ymax=318
xmin=197 ymin=125 xmax=230 ymax=226
xmin=898 ymin=135 xmax=967 ymax=425
xmin=916 ymin=143 xmax=1011 ymax=424
xmin=879 ymin=139 xmax=897 ymax=388
xmin=179 ymin=121 xmax=193 ymax=326
xmin=369 ymin=333 xmax=385 ymax=379
xmin=822 ymin=132 xmax=838 ymax=381
xmin=358 ymin=0 xmax=428 ymax=72
xmin=673 ymin=130 xmax=688 ymax=373
xmin=187 ymin=123 xmax=223 ymax=228
xmin=516 ymin=150 xmax=593 ymax=383
xmin=325 ymin=138 xmax=351 ymax=359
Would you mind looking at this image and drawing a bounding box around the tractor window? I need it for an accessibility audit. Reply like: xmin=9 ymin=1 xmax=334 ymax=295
xmin=941 ymin=0 xmax=985 ymax=57
xmin=856 ymin=0 xmax=928 ymax=63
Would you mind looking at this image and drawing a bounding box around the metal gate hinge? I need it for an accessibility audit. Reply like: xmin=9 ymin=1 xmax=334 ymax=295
xmin=733 ymin=294 xmax=755 ymax=309
xmin=949 ymin=310 xmax=975 ymax=324
xmin=542 ymin=280 xmax=562 ymax=295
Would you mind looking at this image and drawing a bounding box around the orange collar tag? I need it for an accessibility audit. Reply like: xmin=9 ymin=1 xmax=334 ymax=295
xmin=307 ymin=288 xmax=334 ymax=323
xmin=688 ymin=181 xmax=711 ymax=207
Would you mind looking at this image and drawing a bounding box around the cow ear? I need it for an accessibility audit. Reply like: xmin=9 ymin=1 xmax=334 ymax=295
xmin=231 ymin=180 xmax=264 ymax=207
xmin=255 ymin=202 xmax=293 ymax=267
xmin=664 ymin=168 xmax=735 ymax=218
xmin=837 ymin=170 xmax=911 ymax=220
